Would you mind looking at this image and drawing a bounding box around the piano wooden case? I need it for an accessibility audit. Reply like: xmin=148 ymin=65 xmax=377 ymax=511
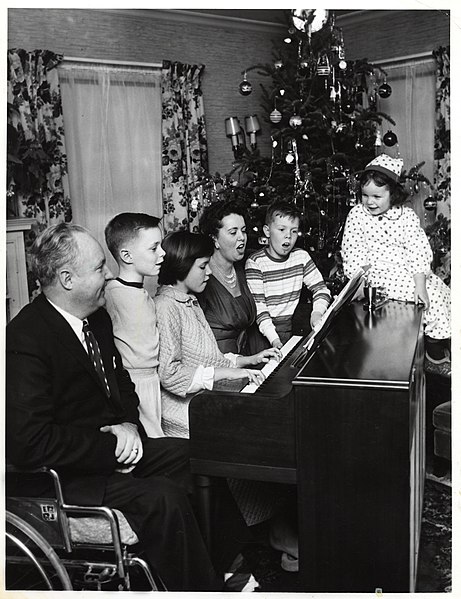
xmin=189 ymin=299 xmax=425 ymax=592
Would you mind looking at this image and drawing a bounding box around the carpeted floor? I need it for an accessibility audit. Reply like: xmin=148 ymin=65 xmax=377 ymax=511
xmin=237 ymin=477 xmax=451 ymax=593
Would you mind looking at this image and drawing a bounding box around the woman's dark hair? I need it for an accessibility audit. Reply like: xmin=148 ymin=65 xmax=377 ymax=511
xmin=358 ymin=170 xmax=409 ymax=206
xmin=158 ymin=231 xmax=214 ymax=285
xmin=199 ymin=199 xmax=247 ymax=238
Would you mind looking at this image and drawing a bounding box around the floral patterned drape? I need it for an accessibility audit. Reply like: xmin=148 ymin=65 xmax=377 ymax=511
xmin=433 ymin=46 xmax=450 ymax=206
xmin=7 ymin=48 xmax=72 ymax=299
xmin=431 ymin=46 xmax=450 ymax=284
xmin=161 ymin=60 xmax=208 ymax=232
xmin=7 ymin=49 xmax=72 ymax=229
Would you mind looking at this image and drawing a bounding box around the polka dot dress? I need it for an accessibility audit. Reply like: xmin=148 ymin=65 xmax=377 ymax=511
xmin=341 ymin=204 xmax=451 ymax=339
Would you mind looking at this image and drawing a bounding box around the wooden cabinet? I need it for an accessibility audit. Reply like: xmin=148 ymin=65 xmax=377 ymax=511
xmin=6 ymin=218 xmax=35 ymax=322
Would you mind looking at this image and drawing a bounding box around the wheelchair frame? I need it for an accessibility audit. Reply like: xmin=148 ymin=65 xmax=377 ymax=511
xmin=6 ymin=465 xmax=164 ymax=591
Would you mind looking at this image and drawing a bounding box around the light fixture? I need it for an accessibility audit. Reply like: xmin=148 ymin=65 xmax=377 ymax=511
xmin=244 ymin=115 xmax=261 ymax=149
xmin=225 ymin=117 xmax=242 ymax=153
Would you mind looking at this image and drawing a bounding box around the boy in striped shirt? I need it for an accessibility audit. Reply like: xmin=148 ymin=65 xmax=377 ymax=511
xmin=245 ymin=201 xmax=331 ymax=349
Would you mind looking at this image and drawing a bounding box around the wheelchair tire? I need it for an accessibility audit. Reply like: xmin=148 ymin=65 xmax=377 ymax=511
xmin=6 ymin=510 xmax=73 ymax=590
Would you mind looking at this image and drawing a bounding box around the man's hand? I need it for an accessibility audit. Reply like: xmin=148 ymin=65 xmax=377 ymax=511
xmin=271 ymin=338 xmax=283 ymax=350
xmin=100 ymin=422 xmax=143 ymax=471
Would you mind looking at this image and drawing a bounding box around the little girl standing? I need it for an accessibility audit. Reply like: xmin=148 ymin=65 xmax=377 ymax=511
xmin=341 ymin=154 xmax=451 ymax=375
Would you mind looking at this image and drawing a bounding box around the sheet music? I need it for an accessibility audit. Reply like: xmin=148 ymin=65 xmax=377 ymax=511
xmin=303 ymin=267 xmax=366 ymax=350
xmin=240 ymin=335 xmax=303 ymax=394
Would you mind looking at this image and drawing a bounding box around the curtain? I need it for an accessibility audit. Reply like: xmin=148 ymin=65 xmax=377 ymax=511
xmin=161 ymin=60 xmax=208 ymax=233
xmin=429 ymin=46 xmax=450 ymax=284
xmin=58 ymin=64 xmax=163 ymax=277
xmin=7 ymin=49 xmax=72 ymax=227
xmin=377 ymin=58 xmax=436 ymax=225
xmin=433 ymin=47 xmax=450 ymax=213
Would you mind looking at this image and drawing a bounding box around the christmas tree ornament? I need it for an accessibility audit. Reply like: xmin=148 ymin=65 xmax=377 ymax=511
xmin=289 ymin=114 xmax=302 ymax=128
xmin=270 ymin=109 xmax=282 ymax=123
xmin=317 ymin=53 xmax=331 ymax=76
xmin=414 ymin=182 xmax=420 ymax=194
xmin=190 ymin=198 xmax=199 ymax=211
xmin=338 ymin=60 xmax=347 ymax=70
xmin=355 ymin=140 xmax=363 ymax=150
xmin=250 ymin=199 xmax=259 ymax=208
xmin=274 ymin=59 xmax=283 ymax=69
xmin=291 ymin=9 xmax=329 ymax=33
xmin=279 ymin=88 xmax=286 ymax=96
xmin=341 ymin=99 xmax=354 ymax=114
xmin=378 ymin=82 xmax=392 ymax=99
xmin=285 ymin=152 xmax=295 ymax=164
xmin=374 ymin=129 xmax=382 ymax=150
xmin=299 ymin=59 xmax=309 ymax=71
xmin=239 ymin=72 xmax=252 ymax=96
xmin=383 ymin=130 xmax=398 ymax=147
xmin=284 ymin=36 xmax=292 ymax=44
xmin=424 ymin=196 xmax=437 ymax=211
xmin=302 ymin=134 xmax=309 ymax=140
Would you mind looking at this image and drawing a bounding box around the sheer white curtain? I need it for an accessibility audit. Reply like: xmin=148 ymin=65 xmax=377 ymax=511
xmin=377 ymin=58 xmax=436 ymax=225
xmin=58 ymin=63 xmax=162 ymax=276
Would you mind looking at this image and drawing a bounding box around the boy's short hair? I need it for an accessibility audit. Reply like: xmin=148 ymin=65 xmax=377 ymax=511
xmin=105 ymin=213 xmax=161 ymax=261
xmin=158 ymin=231 xmax=214 ymax=285
xmin=265 ymin=201 xmax=301 ymax=225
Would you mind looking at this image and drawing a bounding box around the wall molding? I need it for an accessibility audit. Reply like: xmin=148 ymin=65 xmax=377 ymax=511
xmin=102 ymin=8 xmax=286 ymax=32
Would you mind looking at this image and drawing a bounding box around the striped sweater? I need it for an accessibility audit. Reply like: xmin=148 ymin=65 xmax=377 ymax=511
xmin=245 ymin=247 xmax=331 ymax=344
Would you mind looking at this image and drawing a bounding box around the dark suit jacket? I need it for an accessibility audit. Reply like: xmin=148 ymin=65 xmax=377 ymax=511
xmin=6 ymin=293 xmax=144 ymax=505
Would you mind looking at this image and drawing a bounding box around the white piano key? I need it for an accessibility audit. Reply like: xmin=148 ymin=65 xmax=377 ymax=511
xmin=240 ymin=335 xmax=303 ymax=394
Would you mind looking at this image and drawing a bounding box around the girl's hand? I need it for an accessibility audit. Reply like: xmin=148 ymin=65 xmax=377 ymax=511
xmin=414 ymin=285 xmax=430 ymax=309
xmin=413 ymin=273 xmax=430 ymax=309
xmin=214 ymin=367 xmax=266 ymax=386
xmin=246 ymin=348 xmax=282 ymax=366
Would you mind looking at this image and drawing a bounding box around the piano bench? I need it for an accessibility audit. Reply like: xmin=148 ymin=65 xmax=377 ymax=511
xmin=433 ymin=401 xmax=451 ymax=462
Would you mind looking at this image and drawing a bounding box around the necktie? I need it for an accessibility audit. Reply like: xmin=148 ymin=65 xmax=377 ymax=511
xmin=82 ymin=321 xmax=111 ymax=397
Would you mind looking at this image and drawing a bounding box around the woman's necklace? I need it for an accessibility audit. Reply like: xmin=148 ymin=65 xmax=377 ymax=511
xmin=211 ymin=257 xmax=237 ymax=289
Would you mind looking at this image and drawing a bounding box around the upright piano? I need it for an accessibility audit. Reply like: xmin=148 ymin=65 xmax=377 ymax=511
xmin=189 ymin=298 xmax=425 ymax=593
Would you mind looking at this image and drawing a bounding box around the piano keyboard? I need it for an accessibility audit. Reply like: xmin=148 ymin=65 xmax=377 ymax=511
xmin=240 ymin=335 xmax=303 ymax=394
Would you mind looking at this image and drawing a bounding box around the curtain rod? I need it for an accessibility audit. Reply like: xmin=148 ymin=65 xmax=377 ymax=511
xmin=64 ymin=56 xmax=162 ymax=68
xmin=373 ymin=51 xmax=434 ymax=66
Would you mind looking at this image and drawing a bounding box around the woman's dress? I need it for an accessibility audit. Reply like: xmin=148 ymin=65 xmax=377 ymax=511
xmin=198 ymin=264 xmax=266 ymax=355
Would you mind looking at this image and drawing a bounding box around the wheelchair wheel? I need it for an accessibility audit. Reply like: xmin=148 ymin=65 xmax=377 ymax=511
xmin=6 ymin=510 xmax=73 ymax=590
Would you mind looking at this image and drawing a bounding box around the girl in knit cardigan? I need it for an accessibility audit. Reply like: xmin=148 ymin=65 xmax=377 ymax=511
xmin=155 ymin=230 xmax=299 ymax=570
xmin=154 ymin=230 xmax=280 ymax=438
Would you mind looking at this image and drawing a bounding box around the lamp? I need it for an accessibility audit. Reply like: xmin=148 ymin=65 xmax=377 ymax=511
xmin=225 ymin=117 xmax=241 ymax=152
xmin=244 ymin=115 xmax=261 ymax=149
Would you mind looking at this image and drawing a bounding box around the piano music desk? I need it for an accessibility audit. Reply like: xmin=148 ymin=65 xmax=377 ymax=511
xmin=189 ymin=300 xmax=425 ymax=592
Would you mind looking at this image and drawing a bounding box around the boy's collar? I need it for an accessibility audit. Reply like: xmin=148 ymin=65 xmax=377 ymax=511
xmin=116 ymin=277 xmax=144 ymax=289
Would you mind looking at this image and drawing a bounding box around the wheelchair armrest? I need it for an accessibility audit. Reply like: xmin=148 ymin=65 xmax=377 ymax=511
xmin=6 ymin=464 xmax=65 ymax=505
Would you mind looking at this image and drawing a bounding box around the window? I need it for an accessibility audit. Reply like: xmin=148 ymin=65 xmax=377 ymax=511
xmin=59 ymin=61 xmax=162 ymax=271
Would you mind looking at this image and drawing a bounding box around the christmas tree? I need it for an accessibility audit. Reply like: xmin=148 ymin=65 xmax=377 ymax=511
xmin=193 ymin=9 xmax=396 ymax=287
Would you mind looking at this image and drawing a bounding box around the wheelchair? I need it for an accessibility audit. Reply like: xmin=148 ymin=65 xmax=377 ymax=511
xmin=5 ymin=465 xmax=166 ymax=591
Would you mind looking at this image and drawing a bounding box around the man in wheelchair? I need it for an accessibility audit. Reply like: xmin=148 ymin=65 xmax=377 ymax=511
xmin=6 ymin=223 xmax=222 ymax=591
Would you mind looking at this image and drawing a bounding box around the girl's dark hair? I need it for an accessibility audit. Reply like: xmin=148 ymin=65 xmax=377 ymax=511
xmin=358 ymin=170 xmax=409 ymax=206
xmin=158 ymin=231 xmax=214 ymax=285
xmin=199 ymin=199 xmax=247 ymax=238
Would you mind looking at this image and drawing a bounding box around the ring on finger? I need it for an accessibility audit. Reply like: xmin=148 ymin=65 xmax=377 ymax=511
xmin=132 ymin=448 xmax=139 ymax=454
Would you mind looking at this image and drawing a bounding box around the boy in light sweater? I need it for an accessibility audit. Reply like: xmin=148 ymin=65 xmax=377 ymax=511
xmin=104 ymin=213 xmax=165 ymax=437
xmin=245 ymin=201 xmax=331 ymax=349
